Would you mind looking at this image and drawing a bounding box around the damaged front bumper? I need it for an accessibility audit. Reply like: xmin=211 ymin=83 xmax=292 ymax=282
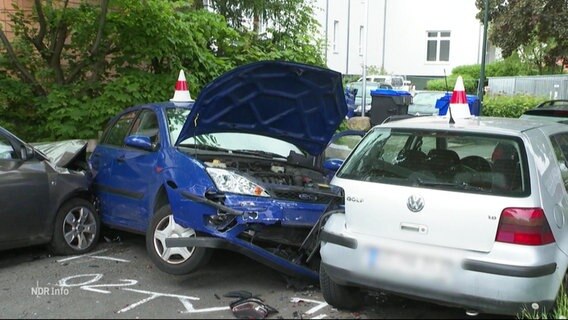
xmin=166 ymin=235 xmax=319 ymax=280
xmin=166 ymin=188 xmax=342 ymax=281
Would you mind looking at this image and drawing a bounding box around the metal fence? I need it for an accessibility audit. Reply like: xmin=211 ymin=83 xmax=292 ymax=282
xmin=487 ymin=75 xmax=568 ymax=99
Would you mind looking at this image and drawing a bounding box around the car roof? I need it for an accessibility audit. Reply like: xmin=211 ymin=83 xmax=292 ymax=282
xmin=347 ymin=81 xmax=383 ymax=86
xmin=535 ymin=99 xmax=568 ymax=109
xmin=119 ymin=101 xmax=193 ymax=114
xmin=377 ymin=116 xmax=566 ymax=135
xmin=413 ymin=90 xmax=446 ymax=95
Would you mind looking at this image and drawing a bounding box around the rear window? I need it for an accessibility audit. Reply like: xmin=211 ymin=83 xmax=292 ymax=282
xmin=524 ymin=109 xmax=568 ymax=118
xmin=337 ymin=128 xmax=530 ymax=197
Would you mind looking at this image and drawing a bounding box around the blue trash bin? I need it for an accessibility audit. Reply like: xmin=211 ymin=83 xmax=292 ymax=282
xmin=344 ymin=87 xmax=356 ymax=118
xmin=370 ymin=89 xmax=413 ymax=125
xmin=435 ymin=93 xmax=480 ymax=116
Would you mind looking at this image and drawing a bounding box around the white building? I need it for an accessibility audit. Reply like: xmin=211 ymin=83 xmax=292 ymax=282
xmin=314 ymin=0 xmax=497 ymax=87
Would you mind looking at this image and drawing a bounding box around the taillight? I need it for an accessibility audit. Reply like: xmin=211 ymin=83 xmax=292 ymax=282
xmin=495 ymin=208 xmax=555 ymax=245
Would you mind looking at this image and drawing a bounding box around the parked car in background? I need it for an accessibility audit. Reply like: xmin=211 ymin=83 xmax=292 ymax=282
xmin=407 ymin=90 xmax=445 ymax=116
xmin=520 ymin=100 xmax=568 ymax=123
xmin=89 ymin=61 xmax=354 ymax=280
xmin=320 ymin=116 xmax=568 ymax=315
xmin=357 ymin=75 xmax=409 ymax=91
xmin=345 ymin=81 xmax=392 ymax=116
xmin=0 ymin=127 xmax=99 ymax=254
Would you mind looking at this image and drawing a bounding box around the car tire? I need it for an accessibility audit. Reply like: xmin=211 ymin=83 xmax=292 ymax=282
xmin=49 ymin=198 xmax=100 ymax=255
xmin=146 ymin=204 xmax=212 ymax=275
xmin=320 ymin=263 xmax=362 ymax=310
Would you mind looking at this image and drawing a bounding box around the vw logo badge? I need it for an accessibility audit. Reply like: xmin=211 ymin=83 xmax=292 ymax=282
xmin=407 ymin=195 xmax=424 ymax=212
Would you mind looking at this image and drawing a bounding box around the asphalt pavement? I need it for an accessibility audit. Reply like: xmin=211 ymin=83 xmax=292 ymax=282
xmin=0 ymin=230 xmax=505 ymax=319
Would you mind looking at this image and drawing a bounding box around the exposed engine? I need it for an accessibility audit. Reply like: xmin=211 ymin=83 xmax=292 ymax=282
xmin=203 ymin=155 xmax=325 ymax=187
xmin=183 ymin=151 xmax=343 ymax=274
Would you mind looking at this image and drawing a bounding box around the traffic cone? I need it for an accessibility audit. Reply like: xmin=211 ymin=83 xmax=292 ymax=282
xmin=170 ymin=70 xmax=193 ymax=103
xmin=448 ymin=76 xmax=471 ymax=119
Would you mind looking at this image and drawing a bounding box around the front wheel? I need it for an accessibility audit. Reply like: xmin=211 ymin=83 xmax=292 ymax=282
xmin=49 ymin=198 xmax=100 ymax=255
xmin=146 ymin=204 xmax=211 ymax=275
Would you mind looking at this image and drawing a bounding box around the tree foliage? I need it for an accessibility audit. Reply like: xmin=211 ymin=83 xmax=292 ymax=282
xmin=0 ymin=0 xmax=324 ymax=141
xmin=476 ymin=0 xmax=568 ymax=74
xmin=426 ymin=54 xmax=541 ymax=92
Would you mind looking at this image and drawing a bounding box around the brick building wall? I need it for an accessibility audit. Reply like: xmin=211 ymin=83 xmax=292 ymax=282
xmin=1 ymin=0 xmax=33 ymax=39
xmin=1 ymin=0 xmax=84 ymax=40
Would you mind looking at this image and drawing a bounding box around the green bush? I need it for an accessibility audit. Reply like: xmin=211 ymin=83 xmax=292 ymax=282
xmin=481 ymin=94 xmax=547 ymax=118
xmin=34 ymin=70 xmax=176 ymax=141
xmin=426 ymin=75 xmax=478 ymax=94
xmin=451 ymin=65 xmax=480 ymax=79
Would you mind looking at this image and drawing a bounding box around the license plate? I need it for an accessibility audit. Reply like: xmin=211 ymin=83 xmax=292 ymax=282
xmin=367 ymin=247 xmax=454 ymax=285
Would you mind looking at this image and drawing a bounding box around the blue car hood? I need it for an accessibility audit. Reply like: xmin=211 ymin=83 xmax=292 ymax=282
xmin=175 ymin=61 xmax=348 ymax=155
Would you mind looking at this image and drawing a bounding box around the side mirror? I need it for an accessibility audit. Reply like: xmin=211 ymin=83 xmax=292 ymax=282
xmin=20 ymin=145 xmax=35 ymax=161
xmin=324 ymin=158 xmax=343 ymax=172
xmin=124 ymin=135 xmax=154 ymax=151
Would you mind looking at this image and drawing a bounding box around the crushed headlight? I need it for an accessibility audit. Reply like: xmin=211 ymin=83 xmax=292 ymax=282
xmin=206 ymin=168 xmax=269 ymax=197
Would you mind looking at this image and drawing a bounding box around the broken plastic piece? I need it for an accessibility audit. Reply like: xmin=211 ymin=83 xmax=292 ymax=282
xmin=223 ymin=290 xmax=253 ymax=299
xmin=230 ymin=297 xmax=278 ymax=319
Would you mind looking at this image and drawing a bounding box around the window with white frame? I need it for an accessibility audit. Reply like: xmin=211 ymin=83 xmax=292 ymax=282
xmin=358 ymin=26 xmax=364 ymax=56
xmin=333 ymin=20 xmax=339 ymax=53
xmin=426 ymin=31 xmax=451 ymax=62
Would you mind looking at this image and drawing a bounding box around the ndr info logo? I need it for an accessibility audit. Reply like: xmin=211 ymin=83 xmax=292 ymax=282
xmin=31 ymin=281 xmax=69 ymax=297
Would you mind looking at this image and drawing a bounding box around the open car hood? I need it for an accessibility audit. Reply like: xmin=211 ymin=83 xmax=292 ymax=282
xmin=175 ymin=61 xmax=348 ymax=155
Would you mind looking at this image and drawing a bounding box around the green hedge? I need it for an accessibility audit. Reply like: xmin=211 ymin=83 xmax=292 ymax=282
xmin=426 ymin=76 xmax=478 ymax=94
xmin=481 ymin=94 xmax=547 ymax=118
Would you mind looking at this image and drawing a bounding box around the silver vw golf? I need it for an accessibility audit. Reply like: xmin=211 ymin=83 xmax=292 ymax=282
xmin=320 ymin=116 xmax=568 ymax=315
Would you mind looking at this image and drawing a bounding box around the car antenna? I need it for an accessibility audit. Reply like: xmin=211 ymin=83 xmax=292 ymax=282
xmin=443 ymin=69 xmax=449 ymax=94
xmin=444 ymin=69 xmax=455 ymax=124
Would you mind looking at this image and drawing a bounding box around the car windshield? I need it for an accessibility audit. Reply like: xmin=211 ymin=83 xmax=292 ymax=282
xmin=347 ymin=83 xmax=380 ymax=100
xmin=166 ymin=108 xmax=304 ymax=158
xmin=412 ymin=91 xmax=444 ymax=105
xmin=337 ymin=128 xmax=529 ymax=197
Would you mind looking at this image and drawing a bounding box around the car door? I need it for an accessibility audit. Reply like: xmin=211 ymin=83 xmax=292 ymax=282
xmin=90 ymin=109 xmax=163 ymax=232
xmin=90 ymin=110 xmax=139 ymax=229
xmin=0 ymin=131 xmax=50 ymax=246
xmin=546 ymin=131 xmax=568 ymax=256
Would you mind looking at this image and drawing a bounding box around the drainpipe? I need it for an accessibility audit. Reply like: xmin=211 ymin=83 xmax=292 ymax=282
xmin=346 ymin=0 xmax=351 ymax=75
xmin=477 ymin=0 xmax=489 ymax=115
xmin=324 ymin=0 xmax=329 ymax=65
xmin=381 ymin=0 xmax=387 ymax=72
xmin=361 ymin=0 xmax=370 ymax=117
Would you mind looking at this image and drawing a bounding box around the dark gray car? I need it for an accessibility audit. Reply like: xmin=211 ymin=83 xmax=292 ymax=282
xmin=0 ymin=126 xmax=100 ymax=254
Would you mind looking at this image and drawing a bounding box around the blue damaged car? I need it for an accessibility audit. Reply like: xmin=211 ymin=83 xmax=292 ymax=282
xmin=89 ymin=61 xmax=354 ymax=280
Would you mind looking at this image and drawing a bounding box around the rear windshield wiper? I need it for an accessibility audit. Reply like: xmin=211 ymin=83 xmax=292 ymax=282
xmin=414 ymin=177 xmax=484 ymax=191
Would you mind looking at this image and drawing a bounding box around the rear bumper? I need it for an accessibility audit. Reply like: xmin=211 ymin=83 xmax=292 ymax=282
xmin=321 ymin=262 xmax=555 ymax=316
xmin=320 ymin=214 xmax=566 ymax=315
xmin=321 ymin=229 xmax=558 ymax=278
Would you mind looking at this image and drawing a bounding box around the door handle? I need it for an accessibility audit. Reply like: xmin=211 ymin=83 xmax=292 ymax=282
xmin=116 ymin=155 xmax=126 ymax=163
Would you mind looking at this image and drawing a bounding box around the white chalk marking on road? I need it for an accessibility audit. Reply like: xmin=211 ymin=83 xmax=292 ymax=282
xmin=117 ymin=293 xmax=160 ymax=313
xmin=56 ymin=249 xmax=108 ymax=263
xmin=58 ymin=273 xmax=103 ymax=288
xmin=57 ymin=274 xmax=137 ymax=294
xmin=290 ymin=297 xmax=328 ymax=315
xmin=119 ymin=288 xmax=201 ymax=314
xmin=311 ymin=315 xmax=328 ymax=319
xmin=121 ymin=288 xmax=200 ymax=300
xmin=180 ymin=303 xmax=230 ymax=314
xmin=81 ymin=279 xmax=138 ymax=294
